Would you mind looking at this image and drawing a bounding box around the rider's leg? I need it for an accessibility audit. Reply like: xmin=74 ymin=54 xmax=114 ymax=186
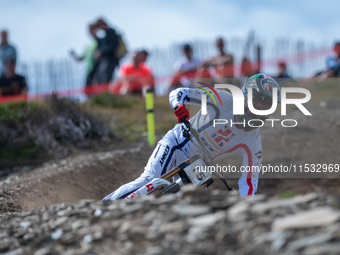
xmin=101 ymin=174 xmax=152 ymax=201
xmin=238 ymin=165 xmax=260 ymax=197
xmin=102 ymin=129 xmax=190 ymax=201
xmin=238 ymin=176 xmax=259 ymax=197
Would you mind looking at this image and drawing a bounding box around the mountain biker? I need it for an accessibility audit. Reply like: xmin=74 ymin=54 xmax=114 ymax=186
xmin=102 ymin=73 xmax=281 ymax=200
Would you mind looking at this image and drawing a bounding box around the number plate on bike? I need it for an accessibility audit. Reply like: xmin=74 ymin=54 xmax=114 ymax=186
xmin=183 ymin=156 xmax=213 ymax=186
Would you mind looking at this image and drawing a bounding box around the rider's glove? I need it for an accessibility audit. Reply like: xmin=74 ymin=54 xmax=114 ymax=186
xmin=174 ymin=104 xmax=190 ymax=123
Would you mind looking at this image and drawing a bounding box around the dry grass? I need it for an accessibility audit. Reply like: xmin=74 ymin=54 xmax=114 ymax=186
xmin=83 ymin=95 xmax=177 ymax=143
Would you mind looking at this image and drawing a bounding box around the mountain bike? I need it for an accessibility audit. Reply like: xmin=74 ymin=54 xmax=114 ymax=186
xmin=124 ymin=119 xmax=234 ymax=200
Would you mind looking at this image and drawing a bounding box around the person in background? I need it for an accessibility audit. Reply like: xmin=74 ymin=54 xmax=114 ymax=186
xmin=318 ymin=42 xmax=340 ymax=79
xmin=139 ymin=50 xmax=149 ymax=66
xmin=113 ymin=51 xmax=154 ymax=96
xmin=240 ymin=56 xmax=255 ymax=78
xmin=276 ymin=61 xmax=292 ymax=79
xmin=169 ymin=44 xmax=201 ymax=90
xmin=196 ymin=38 xmax=234 ymax=82
xmin=0 ymin=57 xmax=27 ymax=98
xmin=93 ymin=18 xmax=119 ymax=83
xmin=70 ymin=24 xmax=98 ymax=89
xmin=139 ymin=49 xmax=152 ymax=72
xmin=303 ymin=42 xmax=340 ymax=86
xmin=0 ymin=30 xmax=17 ymax=76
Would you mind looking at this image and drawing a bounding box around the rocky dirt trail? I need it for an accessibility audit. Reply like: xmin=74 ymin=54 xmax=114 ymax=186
xmin=1 ymin=187 xmax=340 ymax=255
xmin=0 ymin=144 xmax=154 ymax=211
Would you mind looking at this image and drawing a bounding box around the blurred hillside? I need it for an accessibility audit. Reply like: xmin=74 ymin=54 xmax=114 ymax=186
xmin=0 ymin=93 xmax=177 ymax=171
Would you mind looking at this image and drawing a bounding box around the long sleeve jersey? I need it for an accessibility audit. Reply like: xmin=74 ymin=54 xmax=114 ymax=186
xmin=169 ymin=87 xmax=262 ymax=195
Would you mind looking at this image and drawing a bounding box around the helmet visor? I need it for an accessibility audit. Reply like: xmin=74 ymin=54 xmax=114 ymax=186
xmin=248 ymin=96 xmax=272 ymax=110
xmin=253 ymin=97 xmax=272 ymax=110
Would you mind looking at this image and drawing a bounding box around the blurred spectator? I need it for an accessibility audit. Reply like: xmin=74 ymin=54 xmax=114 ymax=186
xmin=113 ymin=51 xmax=154 ymax=96
xmin=0 ymin=30 xmax=17 ymax=76
xmin=240 ymin=56 xmax=255 ymax=77
xmin=139 ymin=49 xmax=152 ymax=71
xmin=169 ymin=44 xmax=201 ymax=90
xmin=0 ymin=57 xmax=27 ymax=98
xmin=139 ymin=50 xmax=149 ymax=65
xmin=196 ymin=38 xmax=234 ymax=81
xmin=70 ymin=24 xmax=98 ymax=87
xmin=93 ymin=18 xmax=119 ymax=83
xmin=311 ymin=42 xmax=340 ymax=83
xmin=277 ymin=61 xmax=292 ymax=78
xmin=323 ymin=42 xmax=340 ymax=77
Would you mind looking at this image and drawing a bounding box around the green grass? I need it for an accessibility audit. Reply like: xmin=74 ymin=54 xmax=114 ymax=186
xmin=0 ymin=144 xmax=39 ymax=159
xmin=92 ymin=92 xmax=138 ymax=108
xmin=279 ymin=192 xmax=297 ymax=199
xmin=0 ymin=142 xmax=43 ymax=168
xmin=0 ymin=101 xmax=45 ymax=124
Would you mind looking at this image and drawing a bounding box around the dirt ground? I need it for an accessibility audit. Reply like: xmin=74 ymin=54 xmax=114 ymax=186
xmin=0 ymin=100 xmax=340 ymax=213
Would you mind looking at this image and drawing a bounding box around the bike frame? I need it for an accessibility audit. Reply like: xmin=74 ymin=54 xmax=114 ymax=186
xmin=180 ymin=119 xmax=233 ymax=191
xmin=124 ymin=119 xmax=234 ymax=200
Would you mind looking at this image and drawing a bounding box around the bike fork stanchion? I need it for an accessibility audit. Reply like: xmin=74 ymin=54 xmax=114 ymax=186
xmin=146 ymin=88 xmax=155 ymax=146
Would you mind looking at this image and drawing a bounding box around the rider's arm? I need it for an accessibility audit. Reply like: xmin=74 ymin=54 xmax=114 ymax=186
xmin=169 ymin=87 xmax=204 ymax=109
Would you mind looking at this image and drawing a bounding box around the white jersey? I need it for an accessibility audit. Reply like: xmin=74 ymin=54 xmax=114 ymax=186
xmin=169 ymin=87 xmax=262 ymax=196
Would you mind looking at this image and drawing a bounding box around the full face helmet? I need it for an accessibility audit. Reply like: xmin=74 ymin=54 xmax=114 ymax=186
xmin=234 ymin=73 xmax=281 ymax=131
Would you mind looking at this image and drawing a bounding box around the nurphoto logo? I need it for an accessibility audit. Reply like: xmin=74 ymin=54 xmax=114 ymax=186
xmin=200 ymin=83 xmax=312 ymax=128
